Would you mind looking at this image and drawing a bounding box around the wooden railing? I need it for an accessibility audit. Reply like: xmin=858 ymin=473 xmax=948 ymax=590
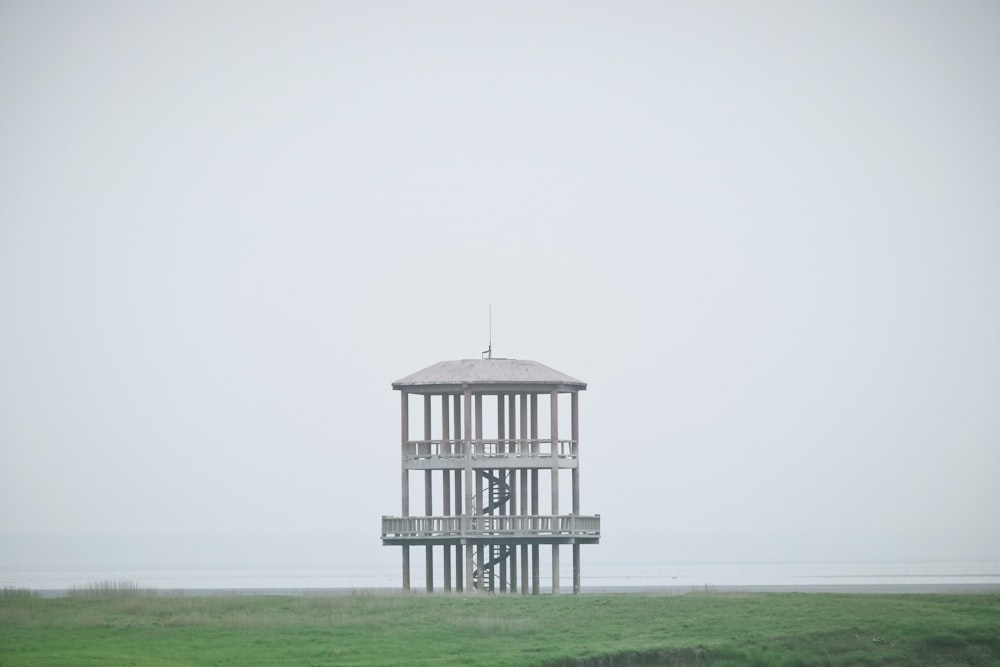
xmin=381 ymin=514 xmax=600 ymax=539
xmin=403 ymin=439 xmax=577 ymax=460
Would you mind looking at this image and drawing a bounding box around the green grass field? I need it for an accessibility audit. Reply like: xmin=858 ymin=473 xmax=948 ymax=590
xmin=2 ymin=589 xmax=998 ymax=666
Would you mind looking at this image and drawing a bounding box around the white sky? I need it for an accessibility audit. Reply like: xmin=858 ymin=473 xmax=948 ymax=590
xmin=2 ymin=1 xmax=998 ymax=572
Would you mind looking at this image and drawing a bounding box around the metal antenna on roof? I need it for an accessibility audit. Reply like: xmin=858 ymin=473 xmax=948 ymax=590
xmin=482 ymin=305 xmax=492 ymax=359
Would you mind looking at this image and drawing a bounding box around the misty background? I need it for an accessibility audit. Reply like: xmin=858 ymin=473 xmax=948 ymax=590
xmin=2 ymin=1 xmax=998 ymax=576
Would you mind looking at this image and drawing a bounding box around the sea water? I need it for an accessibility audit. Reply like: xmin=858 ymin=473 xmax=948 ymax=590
xmin=3 ymin=560 xmax=999 ymax=593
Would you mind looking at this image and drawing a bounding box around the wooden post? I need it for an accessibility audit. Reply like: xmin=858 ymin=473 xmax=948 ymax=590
xmin=572 ymin=391 xmax=580 ymax=595
xmin=402 ymin=546 xmax=410 ymax=593
xmin=551 ymin=390 xmax=559 ymax=595
xmin=401 ymin=391 xmax=409 ymax=516
xmin=454 ymin=394 xmax=463 ymax=591
xmin=531 ymin=544 xmax=540 ymax=595
xmin=572 ymin=391 xmax=580 ymax=515
xmin=550 ymin=389 xmax=559 ymax=515
xmin=573 ymin=543 xmax=581 ymax=595
xmin=497 ymin=394 xmax=506 ymax=592
xmin=552 ymin=545 xmax=560 ymax=595
xmin=463 ymin=387 xmax=474 ymax=593
xmin=442 ymin=394 xmax=451 ymax=592
xmin=475 ymin=393 xmax=484 ymax=590
xmin=424 ymin=395 xmax=433 ymax=593
xmin=520 ymin=393 xmax=529 ymax=595
xmin=507 ymin=392 xmax=517 ymax=593
xmin=475 ymin=467 xmax=484 ymax=590
xmin=401 ymin=391 xmax=410 ymax=592
xmin=530 ymin=393 xmax=539 ymax=594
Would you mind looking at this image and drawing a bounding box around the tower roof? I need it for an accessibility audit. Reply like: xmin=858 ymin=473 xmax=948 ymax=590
xmin=392 ymin=358 xmax=586 ymax=394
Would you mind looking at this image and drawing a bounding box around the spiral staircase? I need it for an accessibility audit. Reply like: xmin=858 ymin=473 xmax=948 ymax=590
xmin=472 ymin=470 xmax=512 ymax=591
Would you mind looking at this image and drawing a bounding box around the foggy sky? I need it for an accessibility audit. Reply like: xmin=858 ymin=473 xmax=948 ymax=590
xmin=2 ymin=1 xmax=998 ymax=572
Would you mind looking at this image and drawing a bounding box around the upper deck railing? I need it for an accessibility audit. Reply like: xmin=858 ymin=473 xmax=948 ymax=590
xmin=404 ymin=438 xmax=577 ymax=460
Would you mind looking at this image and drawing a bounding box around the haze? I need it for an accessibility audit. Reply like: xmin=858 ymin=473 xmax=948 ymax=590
xmin=2 ymin=1 xmax=998 ymax=574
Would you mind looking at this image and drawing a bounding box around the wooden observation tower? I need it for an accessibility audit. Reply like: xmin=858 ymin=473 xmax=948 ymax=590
xmin=381 ymin=357 xmax=601 ymax=594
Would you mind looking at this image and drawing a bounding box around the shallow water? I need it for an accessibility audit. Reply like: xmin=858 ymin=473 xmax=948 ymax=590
xmin=4 ymin=560 xmax=999 ymax=593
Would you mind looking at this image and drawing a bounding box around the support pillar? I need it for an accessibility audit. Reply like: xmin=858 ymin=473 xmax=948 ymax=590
xmin=507 ymin=392 xmax=517 ymax=592
xmin=551 ymin=389 xmax=559 ymax=594
xmin=520 ymin=393 xmax=529 ymax=595
xmin=508 ymin=467 xmax=517 ymax=593
xmin=550 ymin=389 xmax=559 ymax=515
xmin=572 ymin=391 xmax=580 ymax=595
xmin=552 ymin=545 xmax=560 ymax=595
xmin=465 ymin=543 xmax=473 ymax=594
xmin=454 ymin=394 xmax=463 ymax=591
xmin=497 ymin=394 xmax=507 ymax=592
xmin=454 ymin=470 xmax=463 ymax=592
xmin=530 ymin=393 xmax=539 ymax=594
xmin=572 ymin=391 xmax=580 ymax=515
xmin=532 ymin=544 xmax=540 ymax=595
xmin=573 ymin=543 xmax=581 ymax=594
xmin=402 ymin=547 xmax=410 ymax=593
xmin=463 ymin=388 xmax=475 ymax=593
xmin=442 ymin=395 xmax=451 ymax=592
xmin=424 ymin=395 xmax=433 ymax=593
xmin=400 ymin=390 xmax=410 ymax=592
xmin=476 ymin=395 xmax=485 ymax=590
xmin=475 ymin=468 xmax=484 ymax=590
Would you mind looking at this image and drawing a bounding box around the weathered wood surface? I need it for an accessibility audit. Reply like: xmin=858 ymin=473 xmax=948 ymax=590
xmin=403 ymin=439 xmax=579 ymax=470
xmin=381 ymin=514 xmax=600 ymax=544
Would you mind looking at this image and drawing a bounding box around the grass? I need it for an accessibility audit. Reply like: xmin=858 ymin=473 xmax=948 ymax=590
xmin=1 ymin=590 xmax=998 ymax=665
xmin=68 ymin=579 xmax=150 ymax=597
xmin=0 ymin=588 xmax=36 ymax=600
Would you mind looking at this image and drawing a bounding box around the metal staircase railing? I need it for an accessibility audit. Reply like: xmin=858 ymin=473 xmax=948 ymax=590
xmin=472 ymin=470 xmax=512 ymax=591
xmin=473 ymin=543 xmax=512 ymax=592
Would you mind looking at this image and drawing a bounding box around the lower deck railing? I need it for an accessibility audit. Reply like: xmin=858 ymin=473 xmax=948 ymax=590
xmin=381 ymin=514 xmax=600 ymax=540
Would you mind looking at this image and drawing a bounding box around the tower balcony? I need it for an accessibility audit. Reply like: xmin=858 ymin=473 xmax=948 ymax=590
xmin=381 ymin=514 xmax=600 ymax=546
xmin=403 ymin=439 xmax=579 ymax=470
